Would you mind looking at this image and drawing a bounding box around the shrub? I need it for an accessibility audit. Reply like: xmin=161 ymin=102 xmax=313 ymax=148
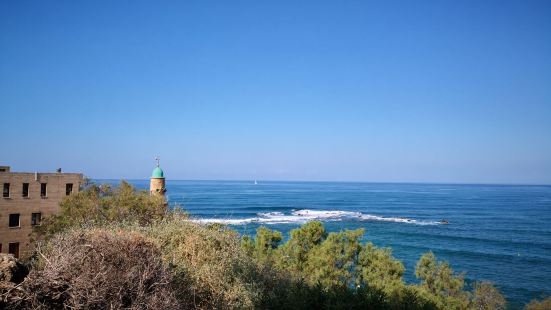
xmin=0 ymin=254 xmax=30 ymax=309
xmin=242 ymin=223 xmax=440 ymax=309
xmin=138 ymin=215 xmax=270 ymax=309
xmin=0 ymin=254 xmax=28 ymax=284
xmin=35 ymin=181 xmax=166 ymax=238
xmin=276 ymin=221 xmax=327 ymax=274
xmin=304 ymin=228 xmax=364 ymax=288
xmin=6 ymin=228 xmax=177 ymax=310
xmin=357 ymin=242 xmax=405 ymax=295
xmin=471 ymin=282 xmax=506 ymax=310
xmin=242 ymin=226 xmax=283 ymax=266
xmin=415 ymin=252 xmax=470 ymax=309
xmin=525 ymin=296 xmax=551 ymax=310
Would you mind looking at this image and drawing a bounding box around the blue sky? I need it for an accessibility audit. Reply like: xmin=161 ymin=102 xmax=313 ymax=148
xmin=1 ymin=0 xmax=550 ymax=184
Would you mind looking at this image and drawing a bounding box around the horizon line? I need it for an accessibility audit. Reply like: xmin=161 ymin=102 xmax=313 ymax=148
xmin=91 ymin=178 xmax=551 ymax=187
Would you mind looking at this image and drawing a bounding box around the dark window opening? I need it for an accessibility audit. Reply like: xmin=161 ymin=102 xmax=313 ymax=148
xmin=31 ymin=213 xmax=42 ymax=226
xmin=66 ymin=183 xmax=73 ymax=196
xmin=9 ymin=214 xmax=20 ymax=228
xmin=3 ymin=183 xmax=9 ymax=198
xmin=41 ymin=183 xmax=47 ymax=197
xmin=8 ymin=243 xmax=19 ymax=258
xmin=22 ymin=183 xmax=29 ymax=197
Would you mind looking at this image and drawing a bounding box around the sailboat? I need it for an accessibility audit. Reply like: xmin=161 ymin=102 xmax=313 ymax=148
xmin=254 ymin=180 xmax=258 ymax=185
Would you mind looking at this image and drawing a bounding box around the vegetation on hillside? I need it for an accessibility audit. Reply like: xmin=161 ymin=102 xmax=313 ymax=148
xmin=6 ymin=228 xmax=178 ymax=309
xmin=34 ymin=181 xmax=166 ymax=238
xmin=240 ymin=222 xmax=505 ymax=310
xmin=525 ymin=297 xmax=551 ymax=310
xmin=0 ymin=182 xmax=547 ymax=309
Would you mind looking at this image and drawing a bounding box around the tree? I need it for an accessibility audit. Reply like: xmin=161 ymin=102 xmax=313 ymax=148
xmin=525 ymin=296 xmax=551 ymax=310
xmin=241 ymin=222 xmax=506 ymax=310
xmin=242 ymin=226 xmax=282 ymax=265
xmin=471 ymin=282 xmax=506 ymax=310
xmin=357 ymin=242 xmax=405 ymax=294
xmin=304 ymin=228 xmax=364 ymax=288
xmin=36 ymin=181 xmax=166 ymax=238
xmin=415 ymin=252 xmax=470 ymax=310
xmin=276 ymin=221 xmax=327 ymax=274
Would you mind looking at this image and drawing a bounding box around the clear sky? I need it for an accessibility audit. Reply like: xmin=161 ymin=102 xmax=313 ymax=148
xmin=1 ymin=0 xmax=550 ymax=184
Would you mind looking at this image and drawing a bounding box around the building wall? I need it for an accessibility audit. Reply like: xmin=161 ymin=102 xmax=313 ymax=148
xmin=149 ymin=177 xmax=165 ymax=195
xmin=0 ymin=170 xmax=83 ymax=258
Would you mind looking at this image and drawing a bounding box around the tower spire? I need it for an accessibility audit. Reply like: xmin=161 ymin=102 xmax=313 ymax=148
xmin=155 ymin=156 xmax=160 ymax=167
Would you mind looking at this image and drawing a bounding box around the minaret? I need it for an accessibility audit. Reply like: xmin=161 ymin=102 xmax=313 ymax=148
xmin=150 ymin=157 xmax=166 ymax=197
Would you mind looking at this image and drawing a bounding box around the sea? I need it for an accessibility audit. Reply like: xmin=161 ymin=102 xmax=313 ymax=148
xmin=115 ymin=180 xmax=551 ymax=309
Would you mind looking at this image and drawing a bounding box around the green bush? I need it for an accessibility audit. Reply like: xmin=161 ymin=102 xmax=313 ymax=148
xmin=415 ymin=251 xmax=470 ymax=309
xmin=241 ymin=224 xmax=513 ymax=310
xmin=357 ymin=242 xmax=405 ymax=295
xmin=35 ymin=181 xmax=166 ymax=238
xmin=242 ymin=224 xmax=441 ymax=309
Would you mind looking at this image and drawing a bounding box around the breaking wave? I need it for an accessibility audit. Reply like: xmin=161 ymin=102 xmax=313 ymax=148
xmin=192 ymin=209 xmax=441 ymax=226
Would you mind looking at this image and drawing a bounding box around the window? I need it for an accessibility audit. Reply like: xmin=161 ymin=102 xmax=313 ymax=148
xmin=9 ymin=214 xmax=20 ymax=228
xmin=31 ymin=213 xmax=42 ymax=226
xmin=2 ymin=183 xmax=9 ymax=198
xmin=41 ymin=183 xmax=47 ymax=197
xmin=8 ymin=243 xmax=19 ymax=258
xmin=66 ymin=183 xmax=73 ymax=196
xmin=22 ymin=183 xmax=29 ymax=197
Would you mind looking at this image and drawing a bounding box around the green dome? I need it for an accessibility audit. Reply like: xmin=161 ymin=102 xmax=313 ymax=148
xmin=151 ymin=166 xmax=164 ymax=178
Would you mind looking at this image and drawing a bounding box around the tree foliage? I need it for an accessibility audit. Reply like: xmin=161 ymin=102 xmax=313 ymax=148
xmin=35 ymin=181 xmax=166 ymax=237
xmin=305 ymin=228 xmax=364 ymax=288
xmin=471 ymin=282 xmax=507 ymax=310
xmin=276 ymin=221 xmax=327 ymax=273
xmin=242 ymin=224 xmax=435 ymax=309
xmin=415 ymin=251 xmax=470 ymax=309
xmin=525 ymin=296 xmax=551 ymax=310
xmin=140 ymin=216 xmax=269 ymax=309
xmin=242 ymin=226 xmax=283 ymax=266
xmin=242 ymin=224 xmax=513 ymax=310
xmin=358 ymin=242 xmax=405 ymax=290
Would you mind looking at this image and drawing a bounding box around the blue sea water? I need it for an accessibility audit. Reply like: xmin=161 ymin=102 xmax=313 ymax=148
xmin=121 ymin=180 xmax=551 ymax=308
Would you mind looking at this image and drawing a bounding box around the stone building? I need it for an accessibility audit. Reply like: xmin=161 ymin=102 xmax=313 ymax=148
xmin=0 ymin=166 xmax=83 ymax=258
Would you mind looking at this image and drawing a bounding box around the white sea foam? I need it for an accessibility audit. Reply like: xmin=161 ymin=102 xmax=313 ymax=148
xmin=192 ymin=209 xmax=441 ymax=226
